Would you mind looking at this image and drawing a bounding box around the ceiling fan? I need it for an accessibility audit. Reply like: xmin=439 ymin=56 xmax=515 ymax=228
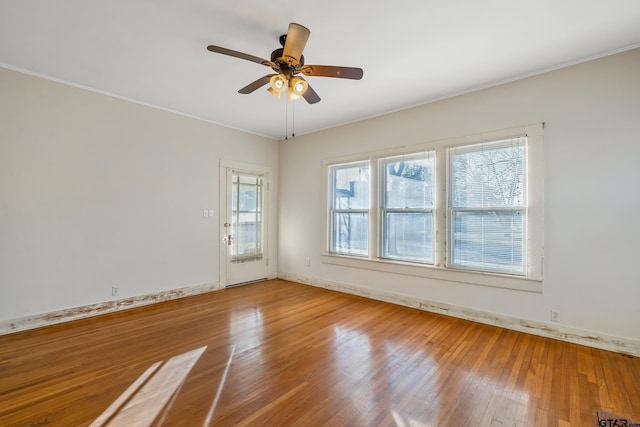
xmin=206 ymin=23 xmax=363 ymax=104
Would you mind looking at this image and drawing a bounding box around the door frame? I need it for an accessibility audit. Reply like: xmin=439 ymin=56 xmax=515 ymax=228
xmin=219 ymin=159 xmax=275 ymax=287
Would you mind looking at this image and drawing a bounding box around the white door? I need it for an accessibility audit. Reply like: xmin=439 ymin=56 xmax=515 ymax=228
xmin=223 ymin=167 xmax=269 ymax=286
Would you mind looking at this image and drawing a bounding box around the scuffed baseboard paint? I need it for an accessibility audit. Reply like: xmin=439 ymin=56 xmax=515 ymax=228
xmin=0 ymin=282 xmax=223 ymax=335
xmin=279 ymin=272 xmax=640 ymax=357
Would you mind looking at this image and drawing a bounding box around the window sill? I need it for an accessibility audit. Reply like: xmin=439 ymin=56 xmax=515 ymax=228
xmin=321 ymin=254 xmax=542 ymax=293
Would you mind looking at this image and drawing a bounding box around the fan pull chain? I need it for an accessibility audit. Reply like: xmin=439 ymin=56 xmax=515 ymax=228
xmin=284 ymin=92 xmax=289 ymax=140
xmin=292 ymin=100 xmax=295 ymax=138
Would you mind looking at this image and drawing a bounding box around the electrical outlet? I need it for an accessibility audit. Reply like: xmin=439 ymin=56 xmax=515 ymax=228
xmin=305 ymin=257 xmax=311 ymax=267
xmin=112 ymin=286 xmax=119 ymax=297
xmin=550 ymin=310 xmax=560 ymax=322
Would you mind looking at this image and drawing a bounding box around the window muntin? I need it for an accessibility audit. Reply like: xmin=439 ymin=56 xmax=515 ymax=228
xmin=449 ymin=138 xmax=526 ymax=275
xmin=329 ymin=161 xmax=370 ymax=256
xmin=381 ymin=152 xmax=435 ymax=264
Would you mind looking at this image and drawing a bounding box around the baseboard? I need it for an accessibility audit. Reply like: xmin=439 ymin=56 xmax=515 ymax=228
xmin=279 ymin=272 xmax=640 ymax=357
xmin=0 ymin=281 xmax=223 ymax=335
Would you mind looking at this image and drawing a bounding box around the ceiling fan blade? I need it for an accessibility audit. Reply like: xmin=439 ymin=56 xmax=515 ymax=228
xmin=300 ymin=78 xmax=321 ymax=104
xmin=207 ymin=45 xmax=276 ymax=68
xmin=238 ymin=74 xmax=276 ymax=94
xmin=283 ymin=23 xmax=310 ymax=64
xmin=301 ymin=65 xmax=363 ymax=80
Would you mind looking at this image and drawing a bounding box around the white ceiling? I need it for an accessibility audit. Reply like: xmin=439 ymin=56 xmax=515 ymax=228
xmin=1 ymin=1 xmax=639 ymax=140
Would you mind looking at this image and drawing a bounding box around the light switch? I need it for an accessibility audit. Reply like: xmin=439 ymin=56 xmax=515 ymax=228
xmin=203 ymin=209 xmax=209 ymax=217
xmin=208 ymin=209 xmax=214 ymax=217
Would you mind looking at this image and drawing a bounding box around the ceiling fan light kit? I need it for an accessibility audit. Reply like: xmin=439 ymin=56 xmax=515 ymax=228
xmin=288 ymin=76 xmax=308 ymax=100
xmin=206 ymin=23 xmax=363 ymax=104
xmin=267 ymin=74 xmax=287 ymax=98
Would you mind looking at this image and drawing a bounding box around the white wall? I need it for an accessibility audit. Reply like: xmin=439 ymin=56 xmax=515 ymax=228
xmin=278 ymin=49 xmax=640 ymax=346
xmin=2 ymin=50 xmax=639 ymax=351
xmin=0 ymin=67 xmax=278 ymax=323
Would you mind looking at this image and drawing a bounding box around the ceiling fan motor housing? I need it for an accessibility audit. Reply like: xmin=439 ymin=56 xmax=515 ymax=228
xmin=271 ymin=48 xmax=304 ymax=69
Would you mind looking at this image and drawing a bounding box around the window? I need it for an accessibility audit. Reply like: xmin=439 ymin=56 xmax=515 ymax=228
xmin=322 ymin=124 xmax=543 ymax=291
xmin=449 ymin=138 xmax=526 ymax=275
xmin=381 ymin=152 xmax=435 ymax=264
xmin=328 ymin=161 xmax=370 ymax=256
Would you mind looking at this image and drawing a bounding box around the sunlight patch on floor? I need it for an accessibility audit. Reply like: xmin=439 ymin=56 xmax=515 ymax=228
xmin=90 ymin=346 xmax=208 ymax=427
xmin=392 ymin=410 xmax=432 ymax=427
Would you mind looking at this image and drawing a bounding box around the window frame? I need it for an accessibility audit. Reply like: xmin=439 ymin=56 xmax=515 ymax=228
xmin=447 ymin=137 xmax=527 ymax=275
xmin=327 ymin=160 xmax=371 ymax=257
xmin=321 ymin=123 xmax=543 ymax=292
xmin=379 ymin=151 xmax=435 ymax=265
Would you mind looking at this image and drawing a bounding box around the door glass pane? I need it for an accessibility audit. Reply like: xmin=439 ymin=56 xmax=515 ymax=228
xmin=383 ymin=212 xmax=433 ymax=263
xmin=451 ymin=209 xmax=523 ymax=273
xmin=231 ymin=174 xmax=263 ymax=262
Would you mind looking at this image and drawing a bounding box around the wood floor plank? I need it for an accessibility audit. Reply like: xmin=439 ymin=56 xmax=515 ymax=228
xmin=1 ymin=279 xmax=639 ymax=426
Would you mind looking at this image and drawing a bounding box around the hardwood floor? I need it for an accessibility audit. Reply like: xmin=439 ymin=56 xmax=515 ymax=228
xmin=1 ymin=279 xmax=638 ymax=426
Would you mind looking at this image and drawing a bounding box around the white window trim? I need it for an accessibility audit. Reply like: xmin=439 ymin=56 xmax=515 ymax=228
xmin=321 ymin=123 xmax=544 ymax=293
